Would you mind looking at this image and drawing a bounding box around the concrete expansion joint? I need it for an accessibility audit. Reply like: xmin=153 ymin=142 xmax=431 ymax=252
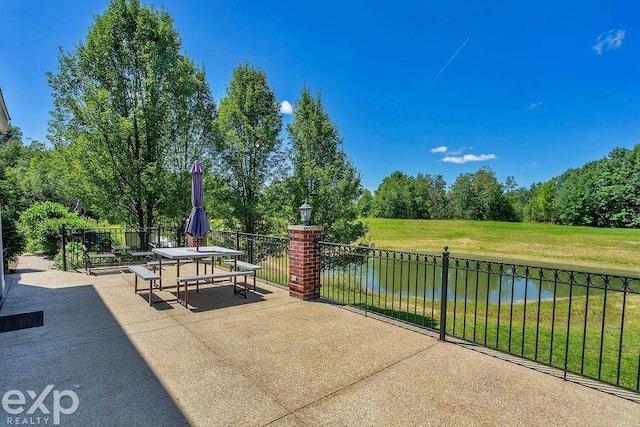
xmin=286 ymin=344 xmax=437 ymax=419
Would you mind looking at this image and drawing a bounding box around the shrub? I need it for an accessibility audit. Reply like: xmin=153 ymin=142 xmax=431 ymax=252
xmin=52 ymin=242 xmax=84 ymax=270
xmin=2 ymin=214 xmax=26 ymax=269
xmin=19 ymin=202 xmax=94 ymax=255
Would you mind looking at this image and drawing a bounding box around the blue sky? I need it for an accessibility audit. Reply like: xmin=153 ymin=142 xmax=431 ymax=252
xmin=1 ymin=1 xmax=639 ymax=191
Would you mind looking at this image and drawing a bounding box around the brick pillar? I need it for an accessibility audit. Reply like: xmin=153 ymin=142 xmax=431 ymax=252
xmin=187 ymin=235 xmax=207 ymax=247
xmin=288 ymin=225 xmax=323 ymax=300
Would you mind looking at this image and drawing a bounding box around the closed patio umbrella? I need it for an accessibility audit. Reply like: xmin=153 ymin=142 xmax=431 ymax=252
xmin=185 ymin=160 xmax=210 ymax=251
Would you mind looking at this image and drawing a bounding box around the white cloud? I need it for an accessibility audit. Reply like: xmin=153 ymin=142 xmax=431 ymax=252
xmin=448 ymin=146 xmax=472 ymax=155
xmin=430 ymin=146 xmax=448 ymax=153
xmin=593 ymin=29 xmax=625 ymax=55
xmin=527 ymin=102 xmax=542 ymax=110
xmin=442 ymin=154 xmax=497 ymax=164
xmin=279 ymin=100 xmax=293 ymax=115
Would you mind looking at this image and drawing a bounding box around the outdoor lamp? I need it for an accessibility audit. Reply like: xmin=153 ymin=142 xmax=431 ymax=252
xmin=299 ymin=201 xmax=312 ymax=226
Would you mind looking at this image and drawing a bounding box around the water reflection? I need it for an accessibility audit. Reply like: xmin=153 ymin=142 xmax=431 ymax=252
xmin=322 ymin=257 xmax=588 ymax=304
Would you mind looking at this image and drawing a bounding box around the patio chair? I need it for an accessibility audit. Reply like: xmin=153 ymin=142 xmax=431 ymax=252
xmin=126 ymin=230 xmax=154 ymax=262
xmin=125 ymin=231 xmax=152 ymax=251
xmin=83 ymin=231 xmax=115 ymax=274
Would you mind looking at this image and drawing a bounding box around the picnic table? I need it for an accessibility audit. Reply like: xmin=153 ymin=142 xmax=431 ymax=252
xmin=150 ymin=246 xmax=244 ymax=306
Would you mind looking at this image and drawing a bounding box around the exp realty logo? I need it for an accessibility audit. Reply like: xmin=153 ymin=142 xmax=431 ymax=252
xmin=2 ymin=385 xmax=79 ymax=425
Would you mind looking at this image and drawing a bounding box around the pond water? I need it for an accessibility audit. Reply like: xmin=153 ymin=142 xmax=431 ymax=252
xmin=322 ymin=258 xmax=593 ymax=304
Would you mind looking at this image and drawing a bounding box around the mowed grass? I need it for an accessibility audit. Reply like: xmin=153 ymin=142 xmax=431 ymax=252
xmin=364 ymin=218 xmax=640 ymax=274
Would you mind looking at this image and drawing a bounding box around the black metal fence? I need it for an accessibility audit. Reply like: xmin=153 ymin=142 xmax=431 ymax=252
xmin=318 ymin=242 xmax=640 ymax=393
xmin=60 ymin=226 xmax=163 ymax=271
xmin=60 ymin=227 xmax=290 ymax=285
xmin=208 ymin=231 xmax=290 ymax=287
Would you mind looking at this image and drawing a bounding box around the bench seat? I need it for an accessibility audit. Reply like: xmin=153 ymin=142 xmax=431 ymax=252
xmin=176 ymin=270 xmax=254 ymax=284
xmin=223 ymin=260 xmax=262 ymax=271
xmin=224 ymin=260 xmax=261 ymax=288
xmin=128 ymin=265 xmax=161 ymax=306
xmin=130 ymin=251 xmax=154 ymax=258
xmin=84 ymin=245 xmax=117 ymax=275
xmin=146 ymin=259 xmax=192 ymax=271
xmin=176 ymin=270 xmax=256 ymax=307
xmin=87 ymin=253 xmax=116 ymax=260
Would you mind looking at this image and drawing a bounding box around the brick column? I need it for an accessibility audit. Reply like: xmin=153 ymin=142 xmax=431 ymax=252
xmin=187 ymin=235 xmax=207 ymax=247
xmin=288 ymin=225 xmax=323 ymax=300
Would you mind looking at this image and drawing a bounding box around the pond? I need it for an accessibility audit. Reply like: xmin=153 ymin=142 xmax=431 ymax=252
xmin=322 ymin=257 xmax=599 ymax=304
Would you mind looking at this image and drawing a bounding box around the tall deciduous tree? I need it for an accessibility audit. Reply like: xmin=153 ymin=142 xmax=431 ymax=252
xmin=48 ymin=0 xmax=216 ymax=228
xmin=372 ymin=171 xmax=415 ymax=219
xmin=0 ymin=126 xmax=29 ymax=263
xmin=287 ymin=87 xmax=367 ymax=243
xmin=449 ymin=167 xmax=516 ymax=221
xmin=216 ymin=62 xmax=284 ymax=234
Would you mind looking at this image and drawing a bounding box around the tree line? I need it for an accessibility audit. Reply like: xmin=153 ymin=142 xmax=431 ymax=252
xmin=364 ymin=144 xmax=640 ymax=228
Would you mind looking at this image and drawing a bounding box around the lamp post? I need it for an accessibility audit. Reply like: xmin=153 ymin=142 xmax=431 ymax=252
xmin=299 ymin=201 xmax=312 ymax=226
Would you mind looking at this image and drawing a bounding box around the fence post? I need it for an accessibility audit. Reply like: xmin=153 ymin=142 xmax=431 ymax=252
xmin=61 ymin=224 xmax=67 ymax=271
xmin=248 ymin=238 xmax=254 ymax=264
xmin=288 ymin=225 xmax=324 ymax=300
xmin=440 ymin=246 xmax=450 ymax=341
xmin=235 ymin=231 xmax=240 ymax=251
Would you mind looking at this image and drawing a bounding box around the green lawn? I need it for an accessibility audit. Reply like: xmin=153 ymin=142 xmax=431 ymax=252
xmin=363 ymin=218 xmax=640 ymax=274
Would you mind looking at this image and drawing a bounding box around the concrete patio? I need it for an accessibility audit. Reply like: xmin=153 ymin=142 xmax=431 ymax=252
xmin=1 ymin=254 xmax=639 ymax=426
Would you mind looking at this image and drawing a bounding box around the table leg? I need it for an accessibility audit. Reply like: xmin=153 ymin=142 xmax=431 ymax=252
xmin=185 ymin=282 xmax=189 ymax=307
xmin=158 ymin=254 xmax=163 ymax=290
xmin=196 ymin=259 xmax=200 ymax=292
xmin=233 ymin=256 xmax=238 ymax=289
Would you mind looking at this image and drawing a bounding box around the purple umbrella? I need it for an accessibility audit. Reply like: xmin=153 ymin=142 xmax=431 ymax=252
xmin=185 ymin=160 xmax=210 ymax=251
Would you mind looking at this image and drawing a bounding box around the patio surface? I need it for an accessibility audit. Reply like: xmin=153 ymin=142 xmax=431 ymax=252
xmin=1 ymin=254 xmax=639 ymax=426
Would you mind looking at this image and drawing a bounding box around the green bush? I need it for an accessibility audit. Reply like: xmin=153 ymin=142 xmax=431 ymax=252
xmin=2 ymin=214 xmax=26 ymax=269
xmin=19 ymin=201 xmax=94 ymax=255
xmin=53 ymin=242 xmax=84 ymax=270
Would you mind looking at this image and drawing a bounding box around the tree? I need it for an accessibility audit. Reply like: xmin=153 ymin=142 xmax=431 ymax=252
xmin=526 ymin=181 xmax=556 ymax=222
xmin=595 ymin=146 xmax=640 ymax=227
xmin=372 ymin=171 xmax=415 ymax=219
xmin=412 ymin=173 xmax=449 ymax=219
xmin=357 ymin=189 xmax=373 ymax=218
xmin=48 ymin=0 xmax=216 ymax=228
xmin=553 ymin=164 xmax=600 ymax=226
xmin=449 ymin=167 xmax=515 ymax=221
xmin=286 ymin=87 xmax=367 ymax=243
xmin=0 ymin=125 xmax=30 ymax=264
xmin=449 ymin=172 xmax=476 ymax=220
xmin=216 ymin=62 xmax=285 ymax=234
xmin=504 ymin=176 xmax=531 ymax=221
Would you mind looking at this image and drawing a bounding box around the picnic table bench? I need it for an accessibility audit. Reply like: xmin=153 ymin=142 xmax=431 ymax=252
xmin=176 ymin=269 xmax=256 ymax=307
xmin=128 ymin=265 xmax=161 ymax=306
xmin=83 ymin=245 xmax=117 ymax=275
xmin=223 ymin=260 xmax=262 ymax=289
xmin=146 ymin=259 xmax=192 ymax=271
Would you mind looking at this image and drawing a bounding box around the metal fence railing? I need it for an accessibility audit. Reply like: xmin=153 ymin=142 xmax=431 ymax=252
xmin=318 ymin=242 xmax=640 ymax=393
xmin=60 ymin=226 xmax=163 ymax=271
xmin=208 ymin=230 xmax=290 ymax=287
xmin=60 ymin=227 xmax=290 ymax=284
